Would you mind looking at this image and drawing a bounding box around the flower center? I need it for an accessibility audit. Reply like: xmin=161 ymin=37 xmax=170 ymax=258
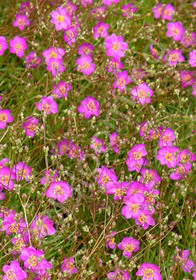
xmin=153 ymin=48 xmax=158 ymax=56
xmin=0 ymin=113 xmax=7 ymax=122
xmin=14 ymin=43 xmax=22 ymax=52
xmin=114 ymin=188 xmax=125 ymax=197
xmin=143 ymin=268 xmax=154 ymax=278
xmin=18 ymin=18 xmax=25 ymax=26
xmin=9 ymin=223 xmax=19 ymax=233
xmin=56 ymin=15 xmax=64 ymax=23
xmin=170 ymin=53 xmax=179 ymax=62
xmin=137 ymin=89 xmax=146 ymax=98
xmin=165 ymin=152 xmax=172 ymax=162
xmin=27 ymin=123 xmax=36 ymax=132
xmin=49 ymin=51 xmax=57 ymax=58
xmin=162 ymin=134 xmax=170 ymax=142
xmin=101 ymin=175 xmax=110 ymax=185
xmin=53 ymin=185 xmax=63 ymax=196
xmin=138 ymin=213 xmax=147 ymax=224
xmin=112 ymin=42 xmax=121 ymax=51
xmin=87 ymin=100 xmax=96 ymax=111
xmin=172 ymin=28 xmax=179 ymax=36
xmin=108 ymin=237 xmax=115 ymax=244
xmin=183 ymin=75 xmax=191 ymax=82
xmin=125 ymin=244 xmax=134 ymax=252
xmin=1 ymin=174 xmax=9 ymax=185
xmin=98 ymin=26 xmax=105 ymax=34
xmin=130 ymin=203 xmax=139 ymax=213
xmin=6 ymin=270 xmax=16 ymax=280
xmin=42 ymin=103 xmax=51 ymax=113
xmin=117 ymin=78 xmax=125 ymax=88
xmin=132 ymin=151 xmax=142 ymax=160
xmin=27 ymin=255 xmax=38 ymax=268
xmin=82 ymin=62 xmax=90 ymax=70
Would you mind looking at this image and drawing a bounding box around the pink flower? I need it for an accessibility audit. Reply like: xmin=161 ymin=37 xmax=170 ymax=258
xmin=174 ymin=247 xmax=195 ymax=273
xmin=36 ymin=96 xmax=58 ymax=115
xmin=105 ymin=231 xmax=116 ymax=249
xmin=56 ymin=139 xmax=70 ymax=156
xmin=188 ymin=49 xmax=196 ymax=67
xmin=23 ymin=116 xmax=39 ymax=138
xmin=50 ymin=7 xmax=71 ymax=31
xmin=20 ymin=246 xmax=44 ymax=272
xmin=113 ymin=71 xmax=130 ymax=93
xmin=135 ymin=207 xmax=155 ymax=229
xmin=9 ymin=36 xmax=28 ymax=57
xmin=177 ymin=149 xmax=196 ymax=169
xmin=63 ymin=25 xmax=78 ymax=46
xmin=19 ymin=1 xmax=31 ymax=15
xmin=107 ymin=268 xmax=130 ymax=280
xmin=140 ymin=169 xmax=161 ymax=190
xmin=68 ymin=142 xmax=84 ymax=161
xmin=46 ymin=58 xmax=65 ymax=77
xmin=13 ymin=14 xmax=30 ymax=30
xmin=105 ymin=33 xmax=128 ymax=59
xmin=122 ymin=193 xmax=145 ymax=219
xmin=166 ymin=22 xmax=185 ymax=41
xmin=12 ymin=161 xmax=31 ymax=182
xmin=52 ymin=81 xmax=71 ymax=99
xmin=136 ymin=263 xmax=162 ymax=280
xmin=192 ymin=84 xmax=196 ymax=98
xmin=169 ymin=164 xmax=191 ymax=180
xmin=150 ymin=45 xmax=159 ymax=59
xmin=93 ymin=21 xmax=109 ymax=39
xmin=3 ymin=260 xmax=27 ymax=280
xmin=78 ymin=96 xmax=99 ymax=118
xmin=106 ymin=57 xmax=123 ymax=74
xmin=0 ymin=109 xmax=13 ymax=129
xmin=180 ymin=32 xmax=196 ymax=48
xmin=0 ymin=167 xmax=14 ymax=190
xmin=118 ymin=237 xmax=139 ymax=258
xmin=152 ymin=3 xmax=163 ymax=19
xmin=109 ymin=132 xmax=120 ymax=154
xmin=25 ymin=52 xmax=42 ymax=69
xmin=105 ymin=181 xmax=129 ymax=200
xmin=80 ymin=0 xmax=93 ymax=8
xmin=180 ymin=70 xmax=194 ymax=87
xmin=156 ymin=146 xmax=180 ymax=168
xmin=2 ymin=212 xmax=26 ymax=235
xmin=163 ymin=49 xmax=185 ymax=67
xmin=42 ymin=47 xmax=65 ymax=64
xmin=30 ymin=215 xmax=55 ymax=239
xmin=131 ymin=82 xmax=153 ymax=105
xmin=61 ymin=257 xmax=77 ymax=275
xmin=77 ymin=43 xmax=94 ymax=56
xmin=103 ymin=0 xmax=119 ymax=6
xmin=76 ymin=55 xmax=95 ymax=75
xmin=126 ymin=144 xmax=148 ymax=172
xmin=96 ymin=165 xmax=117 ymax=188
xmin=11 ymin=237 xmax=27 ymax=255
xmin=90 ymin=137 xmax=106 ymax=154
xmin=158 ymin=127 xmax=175 ymax=147
xmin=45 ymin=181 xmax=72 ymax=203
xmin=0 ymin=36 xmax=8 ymax=56
xmin=122 ymin=3 xmax=137 ymax=18
xmin=161 ymin=4 xmax=175 ymax=21
xmin=40 ymin=169 xmax=58 ymax=185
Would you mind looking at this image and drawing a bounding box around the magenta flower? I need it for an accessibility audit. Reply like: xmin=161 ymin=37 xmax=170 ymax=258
xmin=152 ymin=3 xmax=163 ymax=19
xmin=161 ymin=4 xmax=174 ymax=21
xmin=11 ymin=236 xmax=27 ymax=255
xmin=156 ymin=146 xmax=180 ymax=168
xmin=90 ymin=137 xmax=106 ymax=154
xmin=35 ymin=259 xmax=52 ymax=276
xmin=126 ymin=181 xmax=146 ymax=197
xmin=40 ymin=169 xmax=58 ymax=185
xmin=65 ymin=1 xmax=77 ymax=16
xmin=96 ymin=165 xmax=117 ymax=188
xmin=113 ymin=71 xmax=130 ymax=93
xmin=163 ymin=49 xmax=185 ymax=67
xmin=30 ymin=215 xmax=55 ymax=239
xmin=136 ymin=263 xmax=162 ymax=280
xmin=61 ymin=257 xmax=77 ymax=276
xmin=46 ymin=181 xmax=72 ymax=203
xmin=12 ymin=161 xmax=31 ymax=182
xmin=180 ymin=70 xmax=195 ymax=87
xmin=19 ymin=2 xmax=31 ymax=14
xmin=68 ymin=142 xmax=84 ymax=161
xmin=131 ymin=82 xmax=153 ymax=106
xmin=25 ymin=52 xmax=42 ymax=69
xmin=105 ymin=231 xmax=116 ymax=249
xmin=169 ymin=164 xmax=191 ymax=180
xmin=20 ymin=246 xmax=44 ymax=272
xmin=106 ymin=57 xmax=123 ymax=75
xmin=0 ymin=36 xmax=8 ymax=56
xmin=174 ymin=247 xmax=195 ymax=273
xmin=63 ymin=25 xmax=78 ymax=46
xmin=177 ymin=149 xmax=196 ymax=169
xmin=189 ymin=50 xmax=196 ymax=67
xmin=2 ymin=212 xmax=26 ymax=235
xmin=3 ymin=260 xmax=27 ymax=280
xmin=103 ymin=0 xmax=119 ymax=6
xmin=105 ymin=181 xmax=129 ymax=200
xmin=150 ymin=45 xmax=159 ymax=59
xmin=50 ymin=7 xmax=71 ymax=31
xmin=56 ymin=139 xmax=70 ymax=156
xmin=122 ymin=3 xmax=137 ymax=18
xmin=109 ymin=132 xmax=120 ymax=154
xmin=76 ymin=55 xmax=95 ymax=75
xmin=105 ymin=33 xmax=128 ymax=59
xmin=46 ymin=58 xmax=65 ymax=77
xmin=52 ymin=81 xmax=71 ymax=99
xmin=140 ymin=169 xmax=161 ymax=190
xmin=192 ymin=85 xmax=196 ymax=98
xmin=107 ymin=268 xmax=130 ymax=280
xmin=166 ymin=22 xmax=185 ymax=41
xmin=135 ymin=207 xmax=155 ymax=229
xmin=0 ymin=167 xmax=14 ymax=190
xmin=158 ymin=127 xmax=175 ymax=147
xmin=122 ymin=193 xmax=145 ymax=219
xmin=93 ymin=21 xmax=109 ymax=39
xmin=23 ymin=116 xmax=39 ymax=138
xmin=77 ymin=43 xmax=94 ymax=56
xmin=0 ymin=109 xmax=13 ymax=129
xmin=126 ymin=144 xmax=147 ymax=172
xmin=118 ymin=237 xmax=139 ymax=258
xmin=78 ymin=96 xmax=99 ymax=119
xmin=36 ymin=96 xmax=58 ymax=115
xmin=9 ymin=36 xmax=28 ymax=57
xmin=13 ymin=14 xmax=30 ymax=30
xmin=42 ymin=47 xmax=65 ymax=64
xmin=0 ymin=158 xmax=9 ymax=170
xmin=180 ymin=32 xmax=196 ymax=48
xmin=80 ymin=0 xmax=92 ymax=7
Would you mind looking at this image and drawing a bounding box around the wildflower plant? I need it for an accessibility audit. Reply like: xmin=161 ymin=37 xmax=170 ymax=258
xmin=0 ymin=0 xmax=196 ymax=279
